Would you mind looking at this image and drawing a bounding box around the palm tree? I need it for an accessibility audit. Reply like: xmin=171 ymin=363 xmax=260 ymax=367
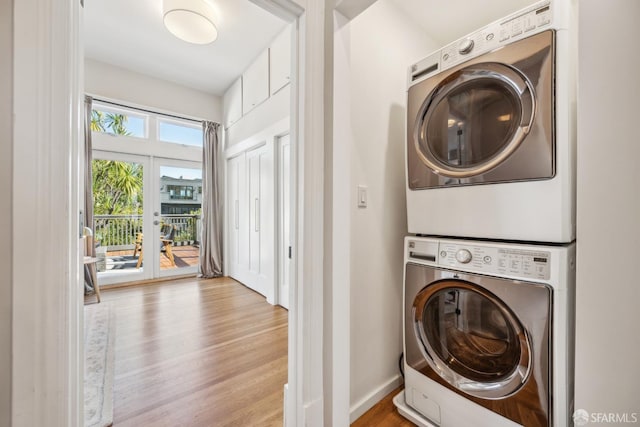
xmin=90 ymin=110 xmax=143 ymax=215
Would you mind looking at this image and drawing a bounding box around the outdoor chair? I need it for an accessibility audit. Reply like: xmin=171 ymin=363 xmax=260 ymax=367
xmin=161 ymin=224 xmax=177 ymax=267
xmin=133 ymin=225 xmax=177 ymax=268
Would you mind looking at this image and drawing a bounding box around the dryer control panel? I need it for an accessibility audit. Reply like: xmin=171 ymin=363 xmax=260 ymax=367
xmin=409 ymin=0 xmax=553 ymax=85
xmin=407 ymin=238 xmax=551 ymax=281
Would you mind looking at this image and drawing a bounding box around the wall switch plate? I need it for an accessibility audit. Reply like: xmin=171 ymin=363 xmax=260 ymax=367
xmin=357 ymin=185 xmax=368 ymax=208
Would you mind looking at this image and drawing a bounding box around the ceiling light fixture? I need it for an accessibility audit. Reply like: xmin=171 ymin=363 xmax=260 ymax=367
xmin=163 ymin=0 xmax=218 ymax=45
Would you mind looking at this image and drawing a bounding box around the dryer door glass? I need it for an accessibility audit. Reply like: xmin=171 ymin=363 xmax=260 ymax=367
xmin=415 ymin=63 xmax=535 ymax=178
xmin=413 ymin=279 xmax=531 ymax=399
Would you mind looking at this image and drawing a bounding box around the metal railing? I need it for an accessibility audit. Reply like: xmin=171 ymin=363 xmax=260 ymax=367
xmin=94 ymin=214 xmax=200 ymax=249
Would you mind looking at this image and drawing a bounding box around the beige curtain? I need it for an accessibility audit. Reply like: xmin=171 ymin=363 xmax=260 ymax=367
xmin=198 ymin=121 xmax=223 ymax=278
xmin=84 ymin=95 xmax=96 ymax=292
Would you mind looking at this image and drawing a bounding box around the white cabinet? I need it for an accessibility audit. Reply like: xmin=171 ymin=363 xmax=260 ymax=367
xmin=269 ymin=26 xmax=292 ymax=96
xmin=226 ymin=144 xmax=274 ymax=299
xmin=223 ymin=78 xmax=242 ymax=129
xmin=242 ymin=50 xmax=270 ymax=115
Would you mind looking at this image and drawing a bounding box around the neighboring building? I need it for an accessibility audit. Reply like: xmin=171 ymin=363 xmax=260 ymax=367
xmin=160 ymin=175 xmax=203 ymax=214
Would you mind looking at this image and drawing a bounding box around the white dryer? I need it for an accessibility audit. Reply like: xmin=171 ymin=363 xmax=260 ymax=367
xmin=405 ymin=0 xmax=575 ymax=243
xmin=395 ymin=236 xmax=575 ymax=427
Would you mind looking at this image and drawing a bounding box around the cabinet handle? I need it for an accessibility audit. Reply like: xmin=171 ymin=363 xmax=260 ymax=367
xmin=255 ymin=198 xmax=260 ymax=232
xmin=235 ymin=200 xmax=239 ymax=230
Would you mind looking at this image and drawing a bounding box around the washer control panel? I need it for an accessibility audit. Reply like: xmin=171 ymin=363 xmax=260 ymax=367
xmin=438 ymin=242 xmax=551 ymax=280
xmin=407 ymin=238 xmax=552 ymax=281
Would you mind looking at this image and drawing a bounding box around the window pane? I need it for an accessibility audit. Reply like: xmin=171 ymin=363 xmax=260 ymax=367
xmin=158 ymin=120 xmax=203 ymax=147
xmin=91 ymin=105 xmax=147 ymax=138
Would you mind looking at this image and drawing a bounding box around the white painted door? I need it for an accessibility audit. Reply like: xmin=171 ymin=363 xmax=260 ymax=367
xmin=153 ymin=159 xmax=202 ymax=279
xmin=92 ymin=151 xmax=150 ymax=286
xmin=227 ymin=153 xmax=247 ymax=281
xmin=278 ymin=135 xmax=291 ymax=309
xmin=246 ymin=144 xmax=274 ymax=298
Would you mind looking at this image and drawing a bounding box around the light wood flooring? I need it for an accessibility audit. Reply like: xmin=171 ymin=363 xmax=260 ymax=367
xmin=99 ymin=276 xmax=288 ymax=427
xmin=351 ymin=387 xmax=416 ymax=427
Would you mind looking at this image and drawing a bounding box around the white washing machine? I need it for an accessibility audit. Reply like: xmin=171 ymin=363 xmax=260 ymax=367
xmin=405 ymin=0 xmax=576 ymax=243
xmin=394 ymin=236 xmax=575 ymax=427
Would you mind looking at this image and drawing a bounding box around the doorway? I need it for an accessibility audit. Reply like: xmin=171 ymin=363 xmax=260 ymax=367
xmin=91 ymin=151 xmax=202 ymax=286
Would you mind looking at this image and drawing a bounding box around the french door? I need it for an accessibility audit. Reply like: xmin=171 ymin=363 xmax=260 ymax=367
xmin=92 ymin=151 xmax=202 ymax=285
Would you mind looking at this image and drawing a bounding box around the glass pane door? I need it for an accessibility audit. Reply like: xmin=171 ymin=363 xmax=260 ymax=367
xmin=92 ymin=151 xmax=150 ymax=285
xmin=154 ymin=159 xmax=203 ymax=278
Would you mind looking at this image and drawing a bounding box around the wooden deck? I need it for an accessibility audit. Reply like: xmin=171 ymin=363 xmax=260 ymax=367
xmin=99 ymin=276 xmax=288 ymax=426
xmin=106 ymin=245 xmax=199 ymax=271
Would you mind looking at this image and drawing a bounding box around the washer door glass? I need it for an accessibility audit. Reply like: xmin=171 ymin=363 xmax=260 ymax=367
xmin=414 ymin=280 xmax=531 ymax=399
xmin=414 ymin=63 xmax=535 ymax=178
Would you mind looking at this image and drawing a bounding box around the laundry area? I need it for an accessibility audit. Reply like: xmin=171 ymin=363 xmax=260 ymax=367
xmin=333 ymin=0 xmax=639 ymax=426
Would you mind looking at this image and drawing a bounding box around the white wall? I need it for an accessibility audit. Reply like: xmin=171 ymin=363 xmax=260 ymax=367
xmin=333 ymin=0 xmax=440 ymax=420
xmin=575 ymin=0 xmax=640 ymax=420
xmin=0 ymin=1 xmax=13 ymax=426
xmin=85 ymin=58 xmax=223 ymax=121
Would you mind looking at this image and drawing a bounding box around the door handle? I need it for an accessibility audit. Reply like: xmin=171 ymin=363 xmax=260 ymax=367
xmin=154 ymin=220 xmax=160 ymax=225
xmin=235 ymin=200 xmax=239 ymax=230
xmin=255 ymin=198 xmax=259 ymax=232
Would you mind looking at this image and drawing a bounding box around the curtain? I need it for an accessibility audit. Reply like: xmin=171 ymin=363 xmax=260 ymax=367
xmin=198 ymin=121 xmax=223 ymax=278
xmin=84 ymin=95 xmax=96 ymax=292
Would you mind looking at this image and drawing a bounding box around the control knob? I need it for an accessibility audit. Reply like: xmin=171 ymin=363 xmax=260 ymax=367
xmin=458 ymin=38 xmax=474 ymax=55
xmin=455 ymin=249 xmax=472 ymax=264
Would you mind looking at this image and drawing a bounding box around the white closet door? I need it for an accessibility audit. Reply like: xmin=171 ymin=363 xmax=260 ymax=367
xmin=245 ymin=144 xmax=274 ymax=298
xmin=227 ymin=153 xmax=248 ymax=280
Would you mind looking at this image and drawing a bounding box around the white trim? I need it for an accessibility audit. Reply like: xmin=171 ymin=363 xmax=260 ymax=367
xmin=350 ymin=375 xmax=403 ymax=423
xmin=13 ymin=0 xmax=82 ymax=425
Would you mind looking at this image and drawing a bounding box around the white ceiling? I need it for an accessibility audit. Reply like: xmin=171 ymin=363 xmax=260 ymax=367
xmin=388 ymin=0 xmax=537 ymax=45
xmin=83 ymin=0 xmax=288 ymax=95
xmin=85 ymin=0 xmax=536 ymax=97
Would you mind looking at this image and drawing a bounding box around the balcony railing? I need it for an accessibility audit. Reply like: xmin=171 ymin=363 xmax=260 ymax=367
xmin=94 ymin=214 xmax=201 ymax=250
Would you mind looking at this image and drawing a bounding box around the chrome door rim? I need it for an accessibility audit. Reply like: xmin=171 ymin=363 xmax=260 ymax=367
xmin=412 ymin=279 xmax=532 ymax=399
xmin=413 ymin=63 xmax=536 ymax=178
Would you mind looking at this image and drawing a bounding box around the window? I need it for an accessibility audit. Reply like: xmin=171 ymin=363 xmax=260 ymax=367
xmin=158 ymin=119 xmax=203 ymax=147
xmin=91 ymin=103 xmax=147 ymax=138
xmin=167 ymin=185 xmax=195 ymax=200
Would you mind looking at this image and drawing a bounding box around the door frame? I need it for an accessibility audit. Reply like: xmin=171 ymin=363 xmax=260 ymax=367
xmin=277 ymin=133 xmax=291 ymax=309
xmin=12 ymin=2 xmax=328 ymax=427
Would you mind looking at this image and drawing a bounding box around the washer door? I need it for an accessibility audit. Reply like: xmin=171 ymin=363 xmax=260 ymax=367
xmin=413 ymin=279 xmax=532 ymax=399
xmin=414 ymin=62 xmax=535 ymax=178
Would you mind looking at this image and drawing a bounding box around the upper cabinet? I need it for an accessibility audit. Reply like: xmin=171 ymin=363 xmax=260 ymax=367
xmin=269 ymin=26 xmax=292 ymax=96
xmin=223 ymin=77 xmax=242 ymax=129
xmin=242 ymin=50 xmax=270 ymax=115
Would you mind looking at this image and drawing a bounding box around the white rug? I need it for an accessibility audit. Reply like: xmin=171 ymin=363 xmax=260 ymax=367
xmin=84 ymin=303 xmax=115 ymax=427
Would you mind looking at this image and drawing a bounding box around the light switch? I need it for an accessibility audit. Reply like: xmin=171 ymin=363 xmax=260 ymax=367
xmin=357 ymin=185 xmax=367 ymax=208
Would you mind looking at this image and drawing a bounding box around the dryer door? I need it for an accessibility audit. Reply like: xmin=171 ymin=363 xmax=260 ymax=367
xmin=413 ymin=278 xmax=532 ymax=399
xmin=414 ymin=63 xmax=535 ymax=178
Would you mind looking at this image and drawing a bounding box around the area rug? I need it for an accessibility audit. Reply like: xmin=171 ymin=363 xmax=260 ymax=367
xmin=84 ymin=303 xmax=115 ymax=427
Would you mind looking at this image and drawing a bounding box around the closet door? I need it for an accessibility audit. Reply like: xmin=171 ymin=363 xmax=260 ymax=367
xmin=227 ymin=153 xmax=247 ymax=280
xmin=246 ymin=144 xmax=274 ymax=298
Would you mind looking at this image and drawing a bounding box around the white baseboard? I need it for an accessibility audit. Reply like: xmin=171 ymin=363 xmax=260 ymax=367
xmin=350 ymin=375 xmax=403 ymax=423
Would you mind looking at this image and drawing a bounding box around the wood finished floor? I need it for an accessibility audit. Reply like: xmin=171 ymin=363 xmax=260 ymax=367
xmin=99 ymin=276 xmax=288 ymax=427
xmin=351 ymin=387 xmax=416 ymax=427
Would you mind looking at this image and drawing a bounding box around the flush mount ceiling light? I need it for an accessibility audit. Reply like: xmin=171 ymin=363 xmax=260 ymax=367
xmin=163 ymin=0 xmax=218 ymax=45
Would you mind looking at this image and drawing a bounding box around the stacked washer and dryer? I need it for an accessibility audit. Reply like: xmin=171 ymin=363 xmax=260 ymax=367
xmin=393 ymin=1 xmax=576 ymax=426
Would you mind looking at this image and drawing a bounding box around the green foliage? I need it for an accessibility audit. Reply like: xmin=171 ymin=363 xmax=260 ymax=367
xmin=92 ymin=160 xmax=143 ymax=215
xmin=91 ymin=111 xmax=141 ymax=216
xmin=91 ymin=109 xmax=132 ymax=136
